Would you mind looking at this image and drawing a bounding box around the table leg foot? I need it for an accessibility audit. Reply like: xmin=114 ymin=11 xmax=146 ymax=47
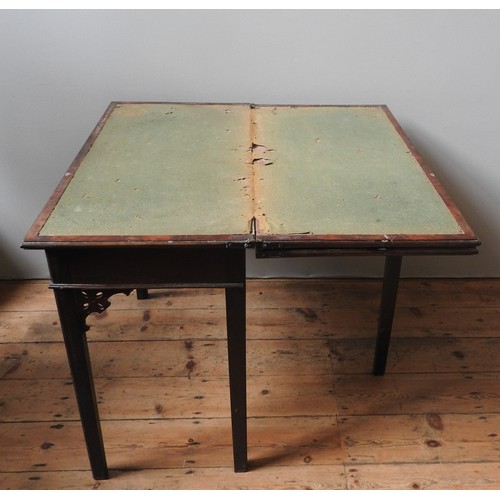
xmin=372 ymin=255 xmax=403 ymax=376
xmin=92 ymin=470 xmax=110 ymax=480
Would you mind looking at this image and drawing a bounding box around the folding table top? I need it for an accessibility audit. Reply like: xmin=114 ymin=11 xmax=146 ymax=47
xmin=23 ymin=102 xmax=478 ymax=253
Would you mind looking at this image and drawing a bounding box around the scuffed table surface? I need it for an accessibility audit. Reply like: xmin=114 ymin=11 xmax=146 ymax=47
xmin=39 ymin=103 xmax=253 ymax=237
xmin=26 ymin=102 xmax=477 ymax=251
xmin=253 ymin=106 xmax=462 ymax=237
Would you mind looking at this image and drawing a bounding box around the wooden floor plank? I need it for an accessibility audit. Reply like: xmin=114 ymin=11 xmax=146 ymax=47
xmin=329 ymin=337 xmax=500 ymax=374
xmin=4 ymin=305 xmax=500 ymax=344
xmin=2 ymin=413 xmax=498 ymax=474
xmin=0 ymin=338 xmax=334 ymax=380
xmin=3 ymin=336 xmax=499 ymax=382
xmin=0 ymin=374 xmax=337 ymax=422
xmin=0 ymin=464 xmax=348 ymax=490
xmin=4 ymin=370 xmax=497 ymax=424
xmin=2 ymin=278 xmax=500 ymax=312
xmin=338 ymin=413 xmax=500 ymax=464
xmin=5 ymin=462 xmax=500 ymax=490
xmin=346 ymin=462 xmax=500 ymax=489
xmin=248 ymin=279 xmax=500 ymax=309
xmin=0 ymin=417 xmax=343 ymax=472
xmin=335 ymin=372 xmax=500 ymax=415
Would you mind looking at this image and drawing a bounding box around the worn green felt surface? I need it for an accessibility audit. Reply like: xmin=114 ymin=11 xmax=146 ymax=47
xmin=253 ymin=106 xmax=463 ymax=236
xmin=40 ymin=103 xmax=463 ymax=240
xmin=40 ymin=103 xmax=253 ymax=237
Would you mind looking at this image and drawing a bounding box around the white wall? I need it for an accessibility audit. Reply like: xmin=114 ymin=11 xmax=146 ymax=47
xmin=1 ymin=9 xmax=499 ymax=279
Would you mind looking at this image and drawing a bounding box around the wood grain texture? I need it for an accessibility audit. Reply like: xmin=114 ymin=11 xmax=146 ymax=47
xmin=1 ymin=278 xmax=499 ymax=489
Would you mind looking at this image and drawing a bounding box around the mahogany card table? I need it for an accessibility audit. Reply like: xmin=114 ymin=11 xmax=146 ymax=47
xmin=23 ymin=102 xmax=479 ymax=479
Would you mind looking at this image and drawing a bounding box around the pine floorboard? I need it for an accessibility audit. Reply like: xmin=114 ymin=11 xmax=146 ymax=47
xmin=1 ymin=278 xmax=499 ymax=489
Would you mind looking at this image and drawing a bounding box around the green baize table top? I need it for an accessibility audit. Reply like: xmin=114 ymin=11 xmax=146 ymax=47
xmin=38 ymin=103 xmax=465 ymax=242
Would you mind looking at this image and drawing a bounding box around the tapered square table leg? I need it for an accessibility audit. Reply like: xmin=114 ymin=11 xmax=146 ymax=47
xmin=225 ymin=285 xmax=248 ymax=472
xmin=372 ymin=255 xmax=403 ymax=376
xmin=53 ymin=288 xmax=109 ymax=480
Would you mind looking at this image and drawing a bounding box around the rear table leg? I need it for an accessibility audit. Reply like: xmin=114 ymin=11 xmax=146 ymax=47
xmin=136 ymin=288 xmax=149 ymax=300
xmin=372 ymin=255 xmax=403 ymax=376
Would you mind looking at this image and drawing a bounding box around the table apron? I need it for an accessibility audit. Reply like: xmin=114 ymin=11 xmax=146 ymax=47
xmin=45 ymin=246 xmax=246 ymax=287
xmin=255 ymin=246 xmax=479 ymax=258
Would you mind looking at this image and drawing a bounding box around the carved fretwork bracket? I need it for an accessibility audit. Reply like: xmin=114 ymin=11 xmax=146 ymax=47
xmin=78 ymin=289 xmax=133 ymax=329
